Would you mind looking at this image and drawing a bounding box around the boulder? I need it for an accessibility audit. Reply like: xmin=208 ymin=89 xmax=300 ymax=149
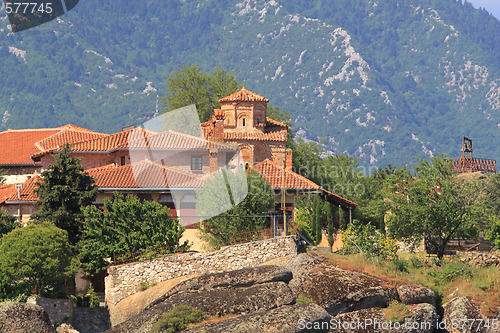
xmin=331 ymin=308 xmax=388 ymax=333
xmin=147 ymin=265 xmax=293 ymax=310
xmin=443 ymin=296 xmax=486 ymax=333
xmin=400 ymin=303 xmax=438 ymax=333
xmin=290 ymin=260 xmax=396 ymax=315
xmin=184 ymin=303 xmax=332 ymax=333
xmin=106 ymin=281 xmax=294 ymax=332
xmin=55 ymin=323 xmax=80 ymax=333
xmin=0 ymin=301 xmax=55 ymax=333
xmin=396 ymin=285 xmax=436 ymax=305
xmin=166 ymin=281 xmax=295 ymax=316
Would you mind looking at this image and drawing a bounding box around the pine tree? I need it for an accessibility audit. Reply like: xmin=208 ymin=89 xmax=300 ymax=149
xmin=32 ymin=145 xmax=98 ymax=246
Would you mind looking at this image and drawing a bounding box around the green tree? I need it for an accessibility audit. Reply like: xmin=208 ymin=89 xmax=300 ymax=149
xmin=162 ymin=64 xmax=241 ymax=122
xmin=198 ymin=170 xmax=275 ymax=249
xmin=32 ymin=145 xmax=99 ymax=245
xmin=291 ymin=139 xmax=324 ymax=185
xmin=485 ymin=173 xmax=500 ymax=217
xmin=386 ymin=156 xmax=484 ymax=259
xmin=485 ymin=216 xmax=500 ymax=250
xmin=0 ymin=209 xmax=17 ymax=237
xmin=79 ymin=193 xmax=188 ymax=274
xmin=0 ymin=223 xmax=74 ymax=298
xmin=313 ymin=195 xmax=323 ymax=245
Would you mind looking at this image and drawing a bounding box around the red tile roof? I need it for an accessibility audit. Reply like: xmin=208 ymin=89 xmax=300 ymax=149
xmin=0 ymin=125 xmax=102 ymax=165
xmin=201 ymin=117 xmax=287 ymax=142
xmin=0 ymin=129 xmax=61 ymax=165
xmin=251 ymin=159 xmax=357 ymax=208
xmin=251 ymin=159 xmax=320 ymax=190
xmin=3 ymin=175 xmax=40 ymax=202
xmin=322 ymin=189 xmax=358 ymax=208
xmin=121 ymin=130 xmax=238 ymax=151
xmin=90 ymin=160 xmax=204 ymax=189
xmin=68 ymin=128 xmax=156 ymax=152
xmin=0 ymin=184 xmax=16 ymax=204
xmin=223 ymin=129 xmax=287 ymax=142
xmin=218 ymin=87 xmax=269 ymax=103
xmin=36 ymin=129 xmax=107 ymax=152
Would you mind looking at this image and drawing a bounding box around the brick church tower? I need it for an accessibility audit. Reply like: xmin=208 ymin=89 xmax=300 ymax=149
xmin=202 ymin=87 xmax=289 ymax=167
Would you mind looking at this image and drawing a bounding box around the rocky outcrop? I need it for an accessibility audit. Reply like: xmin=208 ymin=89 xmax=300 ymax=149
xmin=443 ymin=296 xmax=486 ymax=333
xmin=0 ymin=301 xmax=55 ymax=333
xmin=55 ymin=323 xmax=79 ymax=333
xmin=401 ymin=303 xmax=438 ymax=333
xmin=165 ymin=281 xmax=294 ymax=316
xmin=331 ymin=308 xmax=388 ymax=333
xmin=147 ymin=265 xmax=293 ymax=310
xmin=106 ymin=266 xmax=295 ymax=333
xmin=184 ymin=303 xmax=331 ymax=333
xmin=397 ymin=285 xmax=436 ymax=306
xmin=287 ymin=254 xmax=396 ymax=315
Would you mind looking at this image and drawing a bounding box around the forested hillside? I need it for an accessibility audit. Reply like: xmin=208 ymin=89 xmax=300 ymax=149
xmin=1 ymin=0 xmax=499 ymax=167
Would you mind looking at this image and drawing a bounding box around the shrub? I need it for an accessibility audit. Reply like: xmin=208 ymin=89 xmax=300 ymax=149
xmin=391 ymin=257 xmax=408 ymax=273
xmin=384 ymin=300 xmax=410 ymax=323
xmin=69 ymin=283 xmax=100 ymax=308
xmin=341 ymin=221 xmax=398 ymax=260
xmin=296 ymin=294 xmax=315 ymax=304
xmin=152 ymin=305 xmax=207 ymax=333
xmin=485 ymin=216 xmax=500 ymax=250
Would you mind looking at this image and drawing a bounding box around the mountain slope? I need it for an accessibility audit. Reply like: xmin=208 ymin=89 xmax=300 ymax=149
xmin=0 ymin=0 xmax=498 ymax=167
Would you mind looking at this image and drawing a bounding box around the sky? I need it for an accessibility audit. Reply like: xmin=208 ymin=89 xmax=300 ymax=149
xmin=467 ymin=0 xmax=500 ymax=20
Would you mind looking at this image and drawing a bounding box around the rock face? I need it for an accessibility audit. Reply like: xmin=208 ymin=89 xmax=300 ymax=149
xmin=106 ymin=265 xmax=295 ymax=333
xmin=0 ymin=301 xmax=55 ymax=333
xmin=288 ymin=254 xmax=396 ymax=315
xmin=184 ymin=303 xmax=331 ymax=333
xmin=55 ymin=323 xmax=79 ymax=333
xmin=147 ymin=265 xmax=293 ymax=310
xmin=397 ymin=285 xmax=436 ymax=306
xmin=401 ymin=303 xmax=438 ymax=333
xmin=443 ymin=296 xmax=486 ymax=333
xmin=331 ymin=308 xmax=388 ymax=333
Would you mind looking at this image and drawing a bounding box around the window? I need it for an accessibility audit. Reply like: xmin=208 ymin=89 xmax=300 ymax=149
xmin=191 ymin=156 xmax=202 ymax=170
xmin=120 ymin=156 xmax=126 ymax=166
xmin=242 ymin=119 xmax=246 ymax=126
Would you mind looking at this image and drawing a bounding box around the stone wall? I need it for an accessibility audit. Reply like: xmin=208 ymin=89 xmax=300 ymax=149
xmin=28 ymin=297 xmax=73 ymax=326
xmin=105 ymin=236 xmax=299 ymax=306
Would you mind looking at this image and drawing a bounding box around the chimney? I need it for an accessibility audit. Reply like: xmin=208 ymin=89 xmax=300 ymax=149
xmin=15 ymin=184 xmax=23 ymax=199
xmin=213 ymin=109 xmax=224 ymax=143
xmin=285 ymin=148 xmax=293 ymax=171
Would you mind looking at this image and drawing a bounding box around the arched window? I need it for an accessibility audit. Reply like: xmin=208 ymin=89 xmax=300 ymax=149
xmin=242 ymin=119 xmax=246 ymax=126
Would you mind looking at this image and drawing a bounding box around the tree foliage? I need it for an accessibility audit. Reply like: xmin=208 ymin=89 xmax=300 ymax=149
xmin=485 ymin=173 xmax=500 ymax=217
xmin=386 ymin=156 xmax=485 ymax=259
xmin=198 ymin=170 xmax=275 ymax=249
xmin=162 ymin=64 xmax=241 ymax=122
xmin=79 ymin=193 xmax=188 ymax=274
xmin=0 ymin=210 xmax=17 ymax=238
xmin=32 ymin=145 xmax=98 ymax=245
xmin=0 ymin=223 xmax=74 ymax=299
xmin=293 ymin=194 xmax=335 ymax=246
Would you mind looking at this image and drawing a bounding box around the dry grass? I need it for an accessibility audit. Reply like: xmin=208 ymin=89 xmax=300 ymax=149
xmin=317 ymin=251 xmax=500 ymax=318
